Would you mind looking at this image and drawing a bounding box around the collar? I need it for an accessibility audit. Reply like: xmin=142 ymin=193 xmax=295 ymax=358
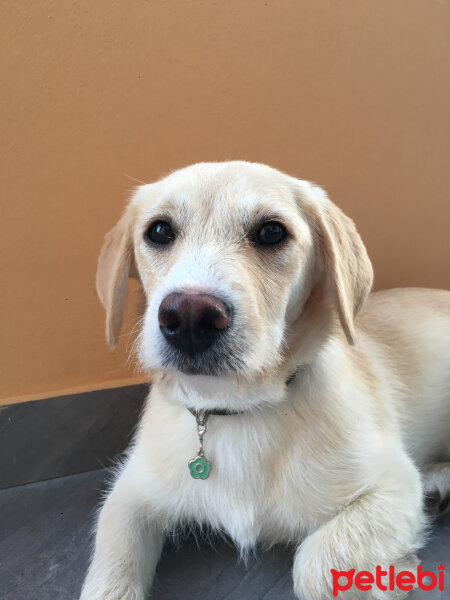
xmin=186 ymin=367 xmax=300 ymax=418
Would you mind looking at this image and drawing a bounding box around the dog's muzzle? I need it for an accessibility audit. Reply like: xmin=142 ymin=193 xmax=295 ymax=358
xmin=158 ymin=292 xmax=232 ymax=356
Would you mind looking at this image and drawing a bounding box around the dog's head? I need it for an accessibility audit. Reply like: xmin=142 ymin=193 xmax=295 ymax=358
xmin=97 ymin=162 xmax=372 ymax=407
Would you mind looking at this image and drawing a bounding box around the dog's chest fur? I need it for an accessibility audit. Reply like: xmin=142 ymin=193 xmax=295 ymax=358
xmin=133 ymin=383 xmax=369 ymax=551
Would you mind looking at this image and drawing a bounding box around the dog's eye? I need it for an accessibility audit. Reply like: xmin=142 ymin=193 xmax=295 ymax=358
xmin=255 ymin=221 xmax=286 ymax=245
xmin=145 ymin=221 xmax=175 ymax=245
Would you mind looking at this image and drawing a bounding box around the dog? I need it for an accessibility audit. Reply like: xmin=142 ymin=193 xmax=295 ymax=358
xmin=82 ymin=161 xmax=450 ymax=600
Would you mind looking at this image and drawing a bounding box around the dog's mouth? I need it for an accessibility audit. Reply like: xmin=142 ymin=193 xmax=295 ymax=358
xmin=160 ymin=336 xmax=245 ymax=376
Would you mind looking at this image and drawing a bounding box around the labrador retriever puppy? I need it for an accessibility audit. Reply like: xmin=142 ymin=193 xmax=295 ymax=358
xmin=82 ymin=162 xmax=450 ymax=600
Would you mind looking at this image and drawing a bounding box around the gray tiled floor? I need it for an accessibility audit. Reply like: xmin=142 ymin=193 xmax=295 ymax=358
xmin=0 ymin=469 xmax=448 ymax=599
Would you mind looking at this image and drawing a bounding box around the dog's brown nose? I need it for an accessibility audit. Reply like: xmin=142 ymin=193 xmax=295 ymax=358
xmin=158 ymin=293 xmax=232 ymax=355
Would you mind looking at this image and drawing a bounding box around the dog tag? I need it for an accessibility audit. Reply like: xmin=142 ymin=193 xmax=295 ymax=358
xmin=189 ymin=456 xmax=211 ymax=479
xmin=189 ymin=410 xmax=211 ymax=480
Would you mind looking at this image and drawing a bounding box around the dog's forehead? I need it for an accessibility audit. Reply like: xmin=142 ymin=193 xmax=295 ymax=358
xmin=133 ymin=162 xmax=299 ymax=222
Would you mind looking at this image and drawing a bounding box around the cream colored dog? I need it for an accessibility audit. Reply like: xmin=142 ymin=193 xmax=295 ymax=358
xmin=82 ymin=162 xmax=450 ymax=600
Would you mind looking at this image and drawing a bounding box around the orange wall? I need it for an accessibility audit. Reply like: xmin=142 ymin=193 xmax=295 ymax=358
xmin=1 ymin=0 xmax=449 ymax=405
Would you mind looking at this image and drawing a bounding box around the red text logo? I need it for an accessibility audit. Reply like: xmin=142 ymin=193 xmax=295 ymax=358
xmin=331 ymin=564 xmax=446 ymax=597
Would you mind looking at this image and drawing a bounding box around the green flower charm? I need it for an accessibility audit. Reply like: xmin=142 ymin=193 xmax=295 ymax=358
xmin=189 ymin=456 xmax=211 ymax=480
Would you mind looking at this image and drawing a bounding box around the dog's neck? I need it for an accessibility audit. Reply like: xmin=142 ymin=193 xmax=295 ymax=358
xmin=157 ymin=367 xmax=297 ymax=416
xmin=181 ymin=367 xmax=301 ymax=417
xmin=159 ymin=366 xmax=301 ymax=418
xmin=172 ymin=367 xmax=302 ymax=480
xmin=183 ymin=367 xmax=300 ymax=417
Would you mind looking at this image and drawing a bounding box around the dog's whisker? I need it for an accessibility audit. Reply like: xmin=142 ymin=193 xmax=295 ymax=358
xmin=124 ymin=173 xmax=149 ymax=185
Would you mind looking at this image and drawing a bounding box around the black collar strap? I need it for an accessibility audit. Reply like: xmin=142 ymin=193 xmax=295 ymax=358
xmin=186 ymin=367 xmax=299 ymax=418
xmin=187 ymin=406 xmax=240 ymax=417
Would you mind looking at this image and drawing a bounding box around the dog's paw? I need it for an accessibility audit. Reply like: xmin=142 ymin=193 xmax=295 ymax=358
xmin=80 ymin=588 xmax=144 ymax=600
xmin=293 ymin=540 xmax=418 ymax=600
xmin=80 ymin=577 xmax=145 ymax=600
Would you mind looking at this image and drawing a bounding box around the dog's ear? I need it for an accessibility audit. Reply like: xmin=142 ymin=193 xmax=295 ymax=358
xmin=300 ymin=184 xmax=373 ymax=344
xmin=96 ymin=208 xmax=138 ymax=349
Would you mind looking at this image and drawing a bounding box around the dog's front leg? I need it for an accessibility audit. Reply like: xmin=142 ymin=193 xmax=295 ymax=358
xmin=293 ymin=456 xmax=424 ymax=600
xmin=80 ymin=463 xmax=164 ymax=600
